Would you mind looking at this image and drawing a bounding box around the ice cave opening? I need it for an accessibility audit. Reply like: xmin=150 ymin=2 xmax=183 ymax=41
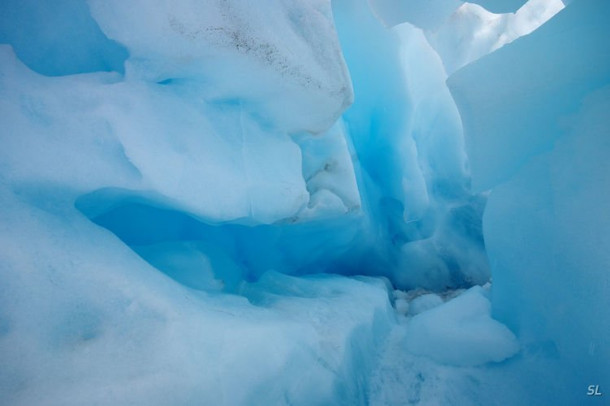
xmin=1 ymin=0 xmax=609 ymax=405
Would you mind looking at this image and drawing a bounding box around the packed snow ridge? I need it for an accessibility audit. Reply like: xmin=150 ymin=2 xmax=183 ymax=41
xmin=0 ymin=0 xmax=608 ymax=405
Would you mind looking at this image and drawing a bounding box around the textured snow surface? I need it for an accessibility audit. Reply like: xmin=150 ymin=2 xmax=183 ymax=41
xmin=89 ymin=0 xmax=353 ymax=134
xmin=403 ymin=286 xmax=519 ymax=366
xmin=427 ymin=0 xmax=564 ymax=74
xmin=0 ymin=45 xmax=308 ymax=224
xmin=0 ymin=227 xmax=394 ymax=406
xmin=1 ymin=0 xmax=609 ymax=404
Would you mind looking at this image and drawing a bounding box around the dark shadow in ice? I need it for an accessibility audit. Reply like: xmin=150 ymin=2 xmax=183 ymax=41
xmin=75 ymin=187 xmax=369 ymax=294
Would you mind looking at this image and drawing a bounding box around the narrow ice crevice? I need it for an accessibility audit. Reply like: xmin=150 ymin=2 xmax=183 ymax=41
xmin=331 ymin=0 xmax=491 ymax=291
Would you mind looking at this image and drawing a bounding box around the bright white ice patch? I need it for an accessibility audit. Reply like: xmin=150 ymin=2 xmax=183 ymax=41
xmin=404 ymin=286 xmax=519 ymax=366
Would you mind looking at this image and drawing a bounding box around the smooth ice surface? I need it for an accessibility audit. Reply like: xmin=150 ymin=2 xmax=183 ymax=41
xmin=449 ymin=0 xmax=607 ymax=192
xmin=469 ymin=0 xmax=528 ymax=13
xmin=367 ymin=0 xmax=462 ymax=29
xmin=427 ymin=0 xmax=565 ymax=74
xmin=0 ymin=0 xmax=128 ymax=76
xmin=449 ymin=0 xmax=610 ymax=398
xmin=483 ymin=86 xmax=610 ymax=393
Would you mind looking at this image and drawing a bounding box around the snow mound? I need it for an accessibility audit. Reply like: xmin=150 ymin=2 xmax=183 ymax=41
xmin=404 ymin=287 xmax=519 ymax=366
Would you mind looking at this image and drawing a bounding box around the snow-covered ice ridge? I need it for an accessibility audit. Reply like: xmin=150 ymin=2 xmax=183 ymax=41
xmin=0 ymin=0 xmax=608 ymax=405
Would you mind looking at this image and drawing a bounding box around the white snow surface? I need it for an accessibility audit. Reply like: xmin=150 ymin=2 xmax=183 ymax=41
xmin=88 ymin=0 xmax=354 ymax=134
xmin=404 ymin=287 xmax=519 ymax=366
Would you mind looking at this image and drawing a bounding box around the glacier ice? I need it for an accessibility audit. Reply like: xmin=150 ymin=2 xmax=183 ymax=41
xmin=448 ymin=0 xmax=610 ymax=399
xmin=88 ymin=0 xmax=353 ymax=134
xmin=1 ymin=0 xmax=609 ymax=404
xmin=406 ymin=293 xmax=444 ymax=316
xmin=332 ymin=0 xmax=490 ymax=290
xmin=426 ymin=0 xmax=565 ymax=74
xmin=404 ymin=286 xmax=519 ymax=366
xmin=448 ymin=0 xmax=609 ymax=193
xmin=367 ymin=0 xmax=462 ymax=30
xmin=469 ymin=0 xmax=529 ymax=13
xmin=0 ymin=209 xmax=394 ymax=406
xmin=0 ymin=44 xmax=307 ymax=224
xmin=0 ymin=0 xmax=128 ymax=76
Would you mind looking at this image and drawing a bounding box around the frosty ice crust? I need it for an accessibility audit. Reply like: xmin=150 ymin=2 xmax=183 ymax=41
xmin=88 ymin=0 xmax=354 ymax=134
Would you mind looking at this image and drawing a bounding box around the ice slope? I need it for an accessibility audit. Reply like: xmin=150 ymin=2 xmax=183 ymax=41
xmin=449 ymin=0 xmax=610 ymax=398
xmin=367 ymin=0 xmax=463 ymax=29
xmin=403 ymin=286 xmax=518 ymax=367
xmin=0 ymin=191 xmax=394 ymax=406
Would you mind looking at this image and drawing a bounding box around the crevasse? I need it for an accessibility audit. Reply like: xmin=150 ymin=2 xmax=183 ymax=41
xmin=0 ymin=0 xmax=608 ymax=405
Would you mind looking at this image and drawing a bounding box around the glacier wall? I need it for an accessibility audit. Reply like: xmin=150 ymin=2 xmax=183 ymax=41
xmin=0 ymin=1 xmax=399 ymax=404
xmin=0 ymin=0 xmax=608 ymax=404
xmin=0 ymin=0 xmax=491 ymax=292
xmin=449 ymin=0 xmax=610 ymax=395
xmin=0 ymin=38 xmax=393 ymax=406
xmin=330 ymin=0 xmax=490 ymax=290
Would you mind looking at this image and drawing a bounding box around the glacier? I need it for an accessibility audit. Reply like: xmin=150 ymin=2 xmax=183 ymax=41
xmin=0 ymin=0 xmax=608 ymax=405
